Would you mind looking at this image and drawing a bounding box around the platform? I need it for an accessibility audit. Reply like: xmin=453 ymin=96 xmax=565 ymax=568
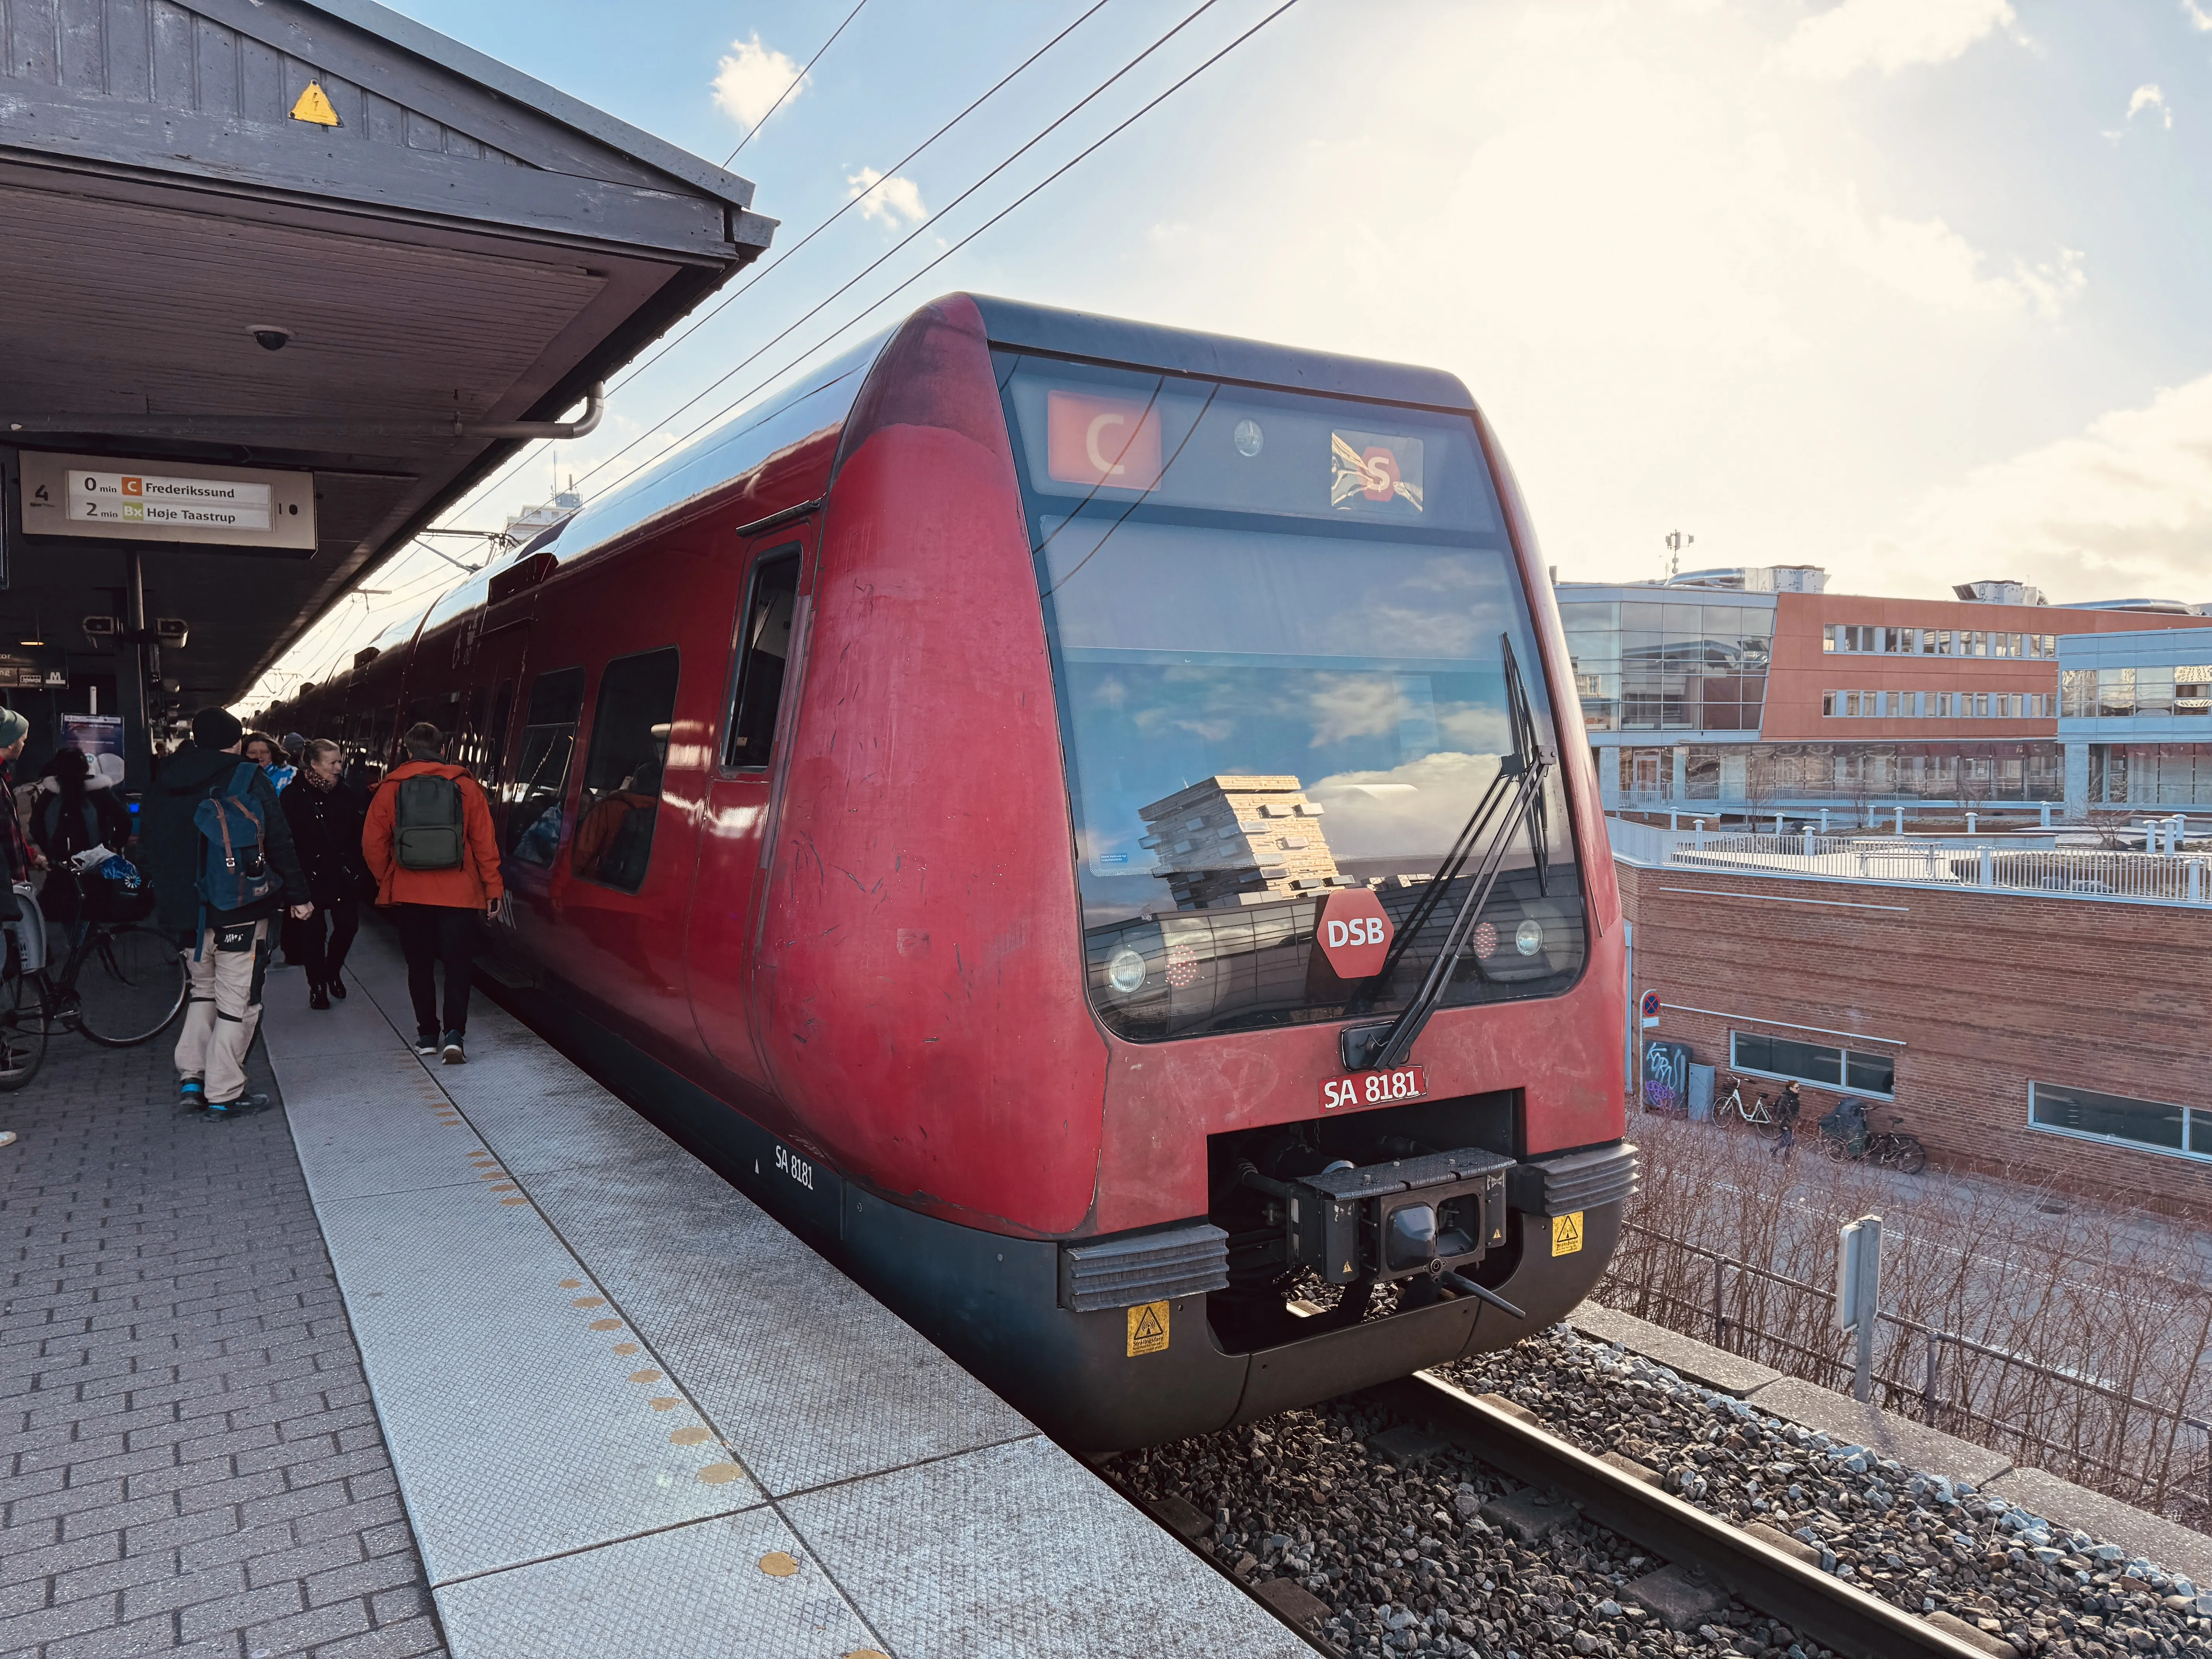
xmin=257 ymin=927 xmax=1300 ymax=1659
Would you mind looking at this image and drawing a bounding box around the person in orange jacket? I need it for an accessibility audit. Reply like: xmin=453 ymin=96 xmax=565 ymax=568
xmin=362 ymin=722 xmax=503 ymax=1064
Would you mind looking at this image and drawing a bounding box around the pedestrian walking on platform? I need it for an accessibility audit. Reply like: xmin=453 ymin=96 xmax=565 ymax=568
xmin=362 ymin=723 xmax=501 ymax=1065
xmin=143 ymin=708 xmax=313 ymax=1115
xmin=280 ymin=739 xmax=371 ymax=1010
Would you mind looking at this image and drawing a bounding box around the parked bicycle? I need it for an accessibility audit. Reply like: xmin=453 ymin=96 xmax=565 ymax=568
xmin=1814 ymin=1097 xmax=1928 ymax=1174
xmin=0 ymin=903 xmax=189 ymax=1089
xmin=1713 ymin=1074 xmax=1784 ymax=1138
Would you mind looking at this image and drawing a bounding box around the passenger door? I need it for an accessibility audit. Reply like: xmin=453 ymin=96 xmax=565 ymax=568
xmin=685 ymin=527 xmax=811 ymax=1089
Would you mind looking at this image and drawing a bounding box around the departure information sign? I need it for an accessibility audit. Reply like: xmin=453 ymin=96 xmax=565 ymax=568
xmin=19 ymin=451 xmax=315 ymax=551
xmin=70 ymin=470 xmax=271 ymax=531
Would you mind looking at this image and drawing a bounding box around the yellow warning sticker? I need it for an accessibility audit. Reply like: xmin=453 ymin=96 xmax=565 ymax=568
xmin=290 ymin=81 xmax=341 ymax=126
xmin=1127 ymin=1300 xmax=1170 ymax=1357
xmin=1552 ymin=1211 xmax=1585 ymax=1257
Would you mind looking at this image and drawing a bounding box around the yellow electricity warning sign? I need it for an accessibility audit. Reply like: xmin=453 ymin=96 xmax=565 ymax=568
xmin=290 ymin=81 xmax=341 ymax=126
xmin=1127 ymin=1300 xmax=1170 ymax=1357
xmin=1551 ymin=1211 xmax=1585 ymax=1257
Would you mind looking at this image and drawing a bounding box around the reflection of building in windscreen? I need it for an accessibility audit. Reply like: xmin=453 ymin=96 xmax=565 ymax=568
xmin=1138 ymin=775 xmax=1353 ymax=911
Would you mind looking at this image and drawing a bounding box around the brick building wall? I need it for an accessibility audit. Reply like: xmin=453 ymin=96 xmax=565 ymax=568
xmin=1616 ymin=860 xmax=2212 ymax=1213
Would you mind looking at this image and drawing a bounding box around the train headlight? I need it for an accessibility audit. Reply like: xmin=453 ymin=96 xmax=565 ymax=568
xmin=1384 ymin=1203 xmax=1437 ymax=1272
xmin=1107 ymin=948 xmax=1148 ymax=994
xmin=1514 ymin=919 xmax=1544 ymax=957
xmin=1233 ymin=418 xmax=1264 ymax=457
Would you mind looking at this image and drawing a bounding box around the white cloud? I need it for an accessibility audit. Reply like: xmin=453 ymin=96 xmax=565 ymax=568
xmin=1857 ymin=375 xmax=2212 ymax=603
xmin=2184 ymin=0 xmax=2212 ymax=32
xmin=1795 ymin=195 xmax=2085 ymax=319
xmin=711 ymin=33 xmax=802 ymax=130
xmin=2127 ymin=84 xmax=2172 ymax=128
xmin=1779 ymin=0 xmax=2016 ymax=79
xmin=846 ymin=166 xmax=928 ymax=229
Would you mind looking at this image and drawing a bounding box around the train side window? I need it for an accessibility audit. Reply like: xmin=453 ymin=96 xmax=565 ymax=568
xmin=484 ymin=679 xmax=515 ymax=785
xmin=459 ymin=686 xmax=486 ymax=772
xmin=572 ymin=648 xmax=680 ymax=893
xmin=723 ymin=550 xmax=801 ymax=770
xmin=508 ymin=667 xmax=586 ymax=866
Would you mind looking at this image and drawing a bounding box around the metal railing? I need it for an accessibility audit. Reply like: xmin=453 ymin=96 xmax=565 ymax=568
xmin=1608 ymin=818 xmax=2212 ymax=907
xmin=1599 ymin=1220 xmax=2212 ymax=1528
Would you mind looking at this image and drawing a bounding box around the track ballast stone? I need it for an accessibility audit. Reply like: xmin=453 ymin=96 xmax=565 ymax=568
xmin=1103 ymin=1324 xmax=2212 ymax=1659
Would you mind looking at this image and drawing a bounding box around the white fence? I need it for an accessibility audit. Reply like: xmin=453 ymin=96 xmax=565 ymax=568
xmin=1607 ymin=818 xmax=2212 ymax=907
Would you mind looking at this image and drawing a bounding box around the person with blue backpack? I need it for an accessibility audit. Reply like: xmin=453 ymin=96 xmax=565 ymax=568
xmin=143 ymin=708 xmax=313 ymax=1115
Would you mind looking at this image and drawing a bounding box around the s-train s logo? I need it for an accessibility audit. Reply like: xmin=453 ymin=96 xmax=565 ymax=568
xmin=1316 ymin=888 xmax=1393 ymax=980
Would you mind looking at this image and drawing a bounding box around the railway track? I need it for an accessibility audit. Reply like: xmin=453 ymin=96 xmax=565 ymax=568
xmin=1364 ymin=1370 xmax=1997 ymax=1659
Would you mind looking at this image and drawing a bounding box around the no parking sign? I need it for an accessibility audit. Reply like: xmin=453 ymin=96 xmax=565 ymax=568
xmin=1640 ymin=989 xmax=1661 ymax=1029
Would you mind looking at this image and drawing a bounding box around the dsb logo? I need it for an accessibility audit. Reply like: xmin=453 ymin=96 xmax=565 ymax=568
xmin=1316 ymin=888 xmax=1393 ymax=979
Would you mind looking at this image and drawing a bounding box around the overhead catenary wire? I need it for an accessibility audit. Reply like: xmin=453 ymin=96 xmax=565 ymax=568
xmin=572 ymin=0 xmax=1240 ymax=495
xmin=721 ymin=0 xmax=871 ymax=167
xmin=422 ymin=0 xmax=1120 ymax=548
xmin=580 ymin=0 xmax=1302 ymax=508
xmin=254 ymin=0 xmax=1302 ymax=708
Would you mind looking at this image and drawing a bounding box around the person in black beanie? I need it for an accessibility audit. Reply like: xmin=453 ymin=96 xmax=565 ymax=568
xmin=279 ymin=738 xmax=370 ymax=1008
xmin=141 ymin=707 xmax=311 ymax=1114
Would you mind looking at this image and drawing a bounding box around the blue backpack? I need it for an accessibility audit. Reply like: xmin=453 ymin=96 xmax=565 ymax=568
xmin=193 ymin=763 xmax=278 ymax=915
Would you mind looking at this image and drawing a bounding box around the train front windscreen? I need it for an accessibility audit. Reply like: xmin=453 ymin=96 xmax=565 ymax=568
xmin=997 ymin=353 xmax=1587 ymax=1042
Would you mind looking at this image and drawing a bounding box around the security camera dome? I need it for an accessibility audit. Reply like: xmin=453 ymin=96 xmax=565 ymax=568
xmin=248 ymin=325 xmax=293 ymax=352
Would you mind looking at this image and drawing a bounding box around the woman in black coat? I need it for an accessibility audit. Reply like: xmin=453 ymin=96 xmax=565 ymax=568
xmin=280 ymin=738 xmax=371 ymax=1009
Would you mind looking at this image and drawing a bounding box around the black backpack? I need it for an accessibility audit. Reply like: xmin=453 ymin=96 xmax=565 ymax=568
xmin=392 ymin=773 xmax=465 ymax=871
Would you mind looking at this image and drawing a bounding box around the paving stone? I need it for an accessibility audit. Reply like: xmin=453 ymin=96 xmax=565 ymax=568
xmin=0 ymin=1023 xmax=447 ymax=1659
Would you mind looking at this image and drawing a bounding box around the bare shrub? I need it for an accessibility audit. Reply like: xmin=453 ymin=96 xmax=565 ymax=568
xmin=1601 ymin=1113 xmax=2212 ymax=1532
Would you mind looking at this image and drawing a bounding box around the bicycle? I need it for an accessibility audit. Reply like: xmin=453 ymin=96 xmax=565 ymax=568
xmin=1714 ymin=1074 xmax=1784 ymax=1139
xmin=1816 ymin=1106 xmax=1929 ymax=1175
xmin=0 ymin=906 xmax=190 ymax=1091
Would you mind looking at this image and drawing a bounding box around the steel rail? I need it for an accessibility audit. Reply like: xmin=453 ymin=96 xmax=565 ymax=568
xmin=1369 ymin=1371 xmax=1996 ymax=1659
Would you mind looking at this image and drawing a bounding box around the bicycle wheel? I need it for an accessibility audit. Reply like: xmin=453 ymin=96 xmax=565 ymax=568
xmin=0 ymin=961 xmax=48 ymax=1089
xmin=1887 ymin=1136 xmax=1929 ymax=1175
xmin=72 ymin=927 xmax=189 ymax=1047
xmin=1750 ymin=1111 xmax=1783 ymax=1141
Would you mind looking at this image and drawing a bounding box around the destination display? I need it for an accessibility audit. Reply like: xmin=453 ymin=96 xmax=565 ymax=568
xmin=18 ymin=452 xmax=316 ymax=551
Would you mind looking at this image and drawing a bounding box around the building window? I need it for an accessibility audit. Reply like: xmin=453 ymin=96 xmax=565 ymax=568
xmin=2097 ymin=667 xmax=2135 ymax=717
xmin=1822 ymin=691 xmax=1837 ymax=716
xmin=2062 ymin=669 xmax=2094 ymax=718
xmin=1732 ymin=1030 xmax=1896 ymax=1097
xmin=2179 ymin=668 xmax=2212 ymax=713
xmin=2030 ymin=1081 xmax=2208 ymax=1161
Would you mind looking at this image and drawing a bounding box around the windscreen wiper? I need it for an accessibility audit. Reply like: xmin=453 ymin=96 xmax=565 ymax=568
xmin=1340 ymin=638 xmax=1554 ymax=1072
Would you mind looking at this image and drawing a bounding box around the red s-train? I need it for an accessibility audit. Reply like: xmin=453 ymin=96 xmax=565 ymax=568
xmin=265 ymin=295 xmax=1633 ymax=1449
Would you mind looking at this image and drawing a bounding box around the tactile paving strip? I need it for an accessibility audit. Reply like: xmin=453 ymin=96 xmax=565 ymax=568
xmin=786 ymin=1437 xmax=1309 ymax=1659
xmin=435 ymin=1509 xmax=884 ymax=1659
xmin=515 ymin=1147 xmax=1033 ymax=1496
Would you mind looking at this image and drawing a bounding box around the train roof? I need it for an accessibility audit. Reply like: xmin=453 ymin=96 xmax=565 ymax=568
xmin=970 ymin=295 xmax=1478 ymax=412
xmin=471 ymin=294 xmax=1479 ymax=588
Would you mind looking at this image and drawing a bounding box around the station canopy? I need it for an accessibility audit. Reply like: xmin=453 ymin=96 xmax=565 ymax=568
xmin=0 ymin=0 xmax=773 ymax=706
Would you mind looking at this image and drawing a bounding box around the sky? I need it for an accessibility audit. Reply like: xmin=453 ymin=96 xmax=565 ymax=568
xmin=249 ymin=0 xmax=2212 ymax=709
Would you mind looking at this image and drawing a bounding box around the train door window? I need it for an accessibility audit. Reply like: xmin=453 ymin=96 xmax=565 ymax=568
xmin=485 ymin=679 xmax=515 ymax=785
xmin=459 ymin=686 xmax=486 ymax=773
xmin=508 ymin=667 xmax=586 ymax=866
xmin=723 ymin=550 xmax=801 ymax=770
xmin=572 ymin=649 xmax=680 ymax=892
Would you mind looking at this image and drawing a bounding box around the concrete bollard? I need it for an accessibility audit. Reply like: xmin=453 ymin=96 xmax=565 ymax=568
xmin=1894 ymin=805 xmax=1904 ymax=835
xmin=1693 ymin=819 xmax=1705 ymax=848
xmin=1966 ymin=812 xmax=1977 ymax=835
